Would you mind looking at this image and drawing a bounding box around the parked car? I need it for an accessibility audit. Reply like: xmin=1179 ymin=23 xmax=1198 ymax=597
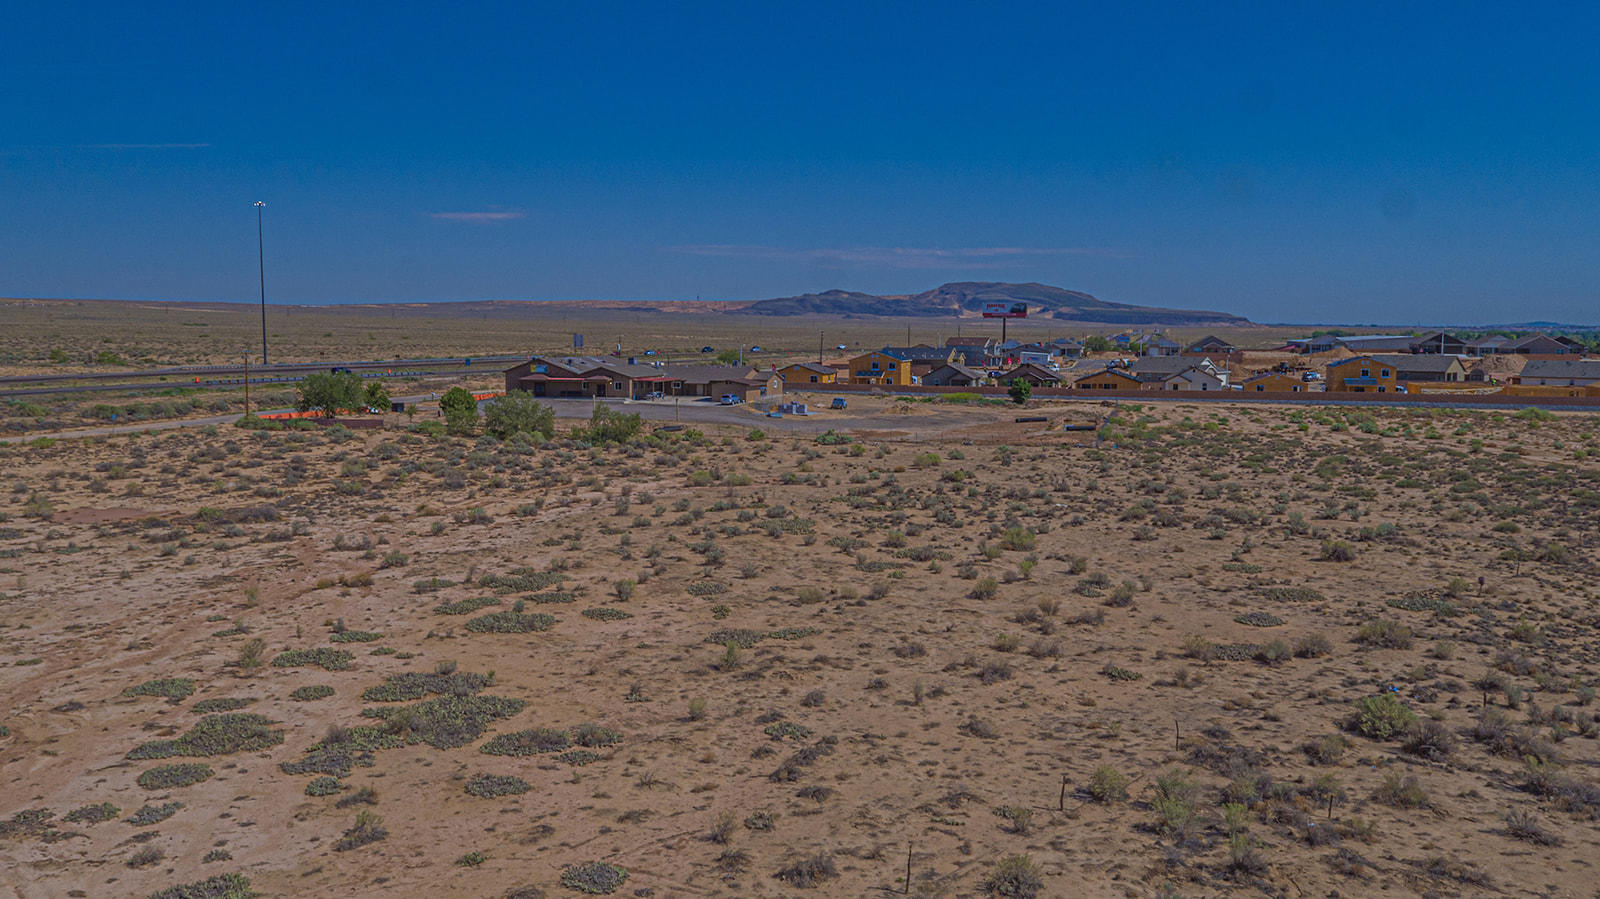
xmin=749 ymin=345 xmax=763 ymax=352
xmin=1301 ymin=371 xmax=1321 ymax=381
xmin=643 ymin=349 xmax=657 ymax=356
xmin=830 ymin=397 xmax=848 ymax=410
xmin=835 ymin=344 xmax=847 ymax=351
xmin=701 ymin=346 xmax=714 ymax=353
xmin=719 ymin=394 xmax=743 ymax=405
xmin=330 ymin=366 xmax=353 ymax=374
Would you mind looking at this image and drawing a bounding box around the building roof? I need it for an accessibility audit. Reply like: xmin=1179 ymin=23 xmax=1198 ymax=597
xmin=880 ymin=345 xmax=954 ymax=361
xmin=1072 ymin=366 xmax=1139 ymax=384
xmin=1241 ymin=370 xmax=1296 ymax=383
xmin=927 ymin=362 xmax=984 ymax=381
xmin=778 ymin=362 xmax=836 ymax=375
xmin=1335 ymin=335 xmax=1418 ymax=351
xmin=945 ymin=336 xmax=993 ymax=347
xmin=1468 ymin=335 xmax=1508 ymax=348
xmin=1519 ymin=359 xmax=1600 ymax=379
xmin=1365 ymin=354 xmax=1464 ymax=373
xmin=1186 ymin=335 xmax=1236 ymax=351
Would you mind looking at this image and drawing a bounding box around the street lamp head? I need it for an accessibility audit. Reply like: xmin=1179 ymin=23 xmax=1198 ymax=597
xmin=254 ymin=201 xmax=266 ymax=207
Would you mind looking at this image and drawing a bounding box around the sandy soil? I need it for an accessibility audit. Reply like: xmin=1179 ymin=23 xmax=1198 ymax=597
xmin=1 ymin=400 xmax=1598 ymax=898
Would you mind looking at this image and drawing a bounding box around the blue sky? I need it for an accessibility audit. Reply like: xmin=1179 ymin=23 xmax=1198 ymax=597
xmin=3 ymin=1 xmax=1598 ymax=324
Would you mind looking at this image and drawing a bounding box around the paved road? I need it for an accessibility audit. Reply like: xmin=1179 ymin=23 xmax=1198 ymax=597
xmin=0 ymin=395 xmax=928 ymax=444
xmin=0 ymin=354 xmax=531 ymax=387
xmin=5 ymin=387 xmax=1591 ymax=446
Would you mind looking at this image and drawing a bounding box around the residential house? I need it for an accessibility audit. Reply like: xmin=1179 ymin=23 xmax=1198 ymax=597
xmin=1072 ymin=366 xmax=1142 ymax=390
xmin=1324 ymin=356 xmax=1400 ymax=393
xmin=847 ymin=349 xmax=914 ymax=386
xmin=1049 ymin=337 xmax=1085 ymax=359
xmin=997 ymin=363 xmax=1062 ymax=387
xmin=1505 ymin=334 xmax=1579 ymax=355
xmin=1186 ymin=335 xmax=1238 ymax=355
xmin=1409 ymin=332 xmax=1468 ymax=355
xmin=656 ymin=364 xmax=769 ymax=397
xmin=1240 ymin=371 xmax=1306 ymax=392
xmin=776 ymin=362 xmax=838 ymax=385
xmin=1286 ymin=335 xmax=1341 ymax=354
xmin=921 ymin=362 xmax=985 ymax=387
xmin=1127 ymin=355 xmax=1230 ymax=389
xmin=1465 ymin=335 xmax=1509 ymax=356
xmin=945 ymin=336 xmax=996 ymax=353
xmin=503 ymin=356 xmax=672 ymax=399
xmin=1144 ymin=335 xmax=1182 ymax=356
xmin=1511 ymin=359 xmax=1600 ymax=387
xmin=710 ymin=374 xmax=784 ymax=402
xmin=1376 ymin=354 xmax=1466 ymax=383
xmin=880 ymin=345 xmax=959 ymax=379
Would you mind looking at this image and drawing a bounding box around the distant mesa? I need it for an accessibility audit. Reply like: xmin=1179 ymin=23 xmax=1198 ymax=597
xmin=732 ymin=281 xmax=1248 ymax=325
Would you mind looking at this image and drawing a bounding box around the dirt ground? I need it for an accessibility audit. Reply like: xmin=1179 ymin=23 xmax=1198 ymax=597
xmin=1 ymin=399 xmax=1598 ymax=898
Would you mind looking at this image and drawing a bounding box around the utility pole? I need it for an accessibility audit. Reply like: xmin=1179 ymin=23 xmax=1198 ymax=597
xmin=243 ymin=353 xmax=250 ymax=417
xmin=818 ymin=330 xmax=824 ymax=363
xmin=254 ymin=201 xmax=268 ymax=364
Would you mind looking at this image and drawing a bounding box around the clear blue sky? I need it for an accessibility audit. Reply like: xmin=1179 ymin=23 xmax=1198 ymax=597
xmin=4 ymin=1 xmax=1598 ymax=324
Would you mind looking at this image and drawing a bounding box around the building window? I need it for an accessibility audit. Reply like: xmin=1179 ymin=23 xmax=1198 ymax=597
xmin=1380 ymin=369 xmax=1390 ymax=378
xmin=614 ymin=381 xmax=623 ymax=391
xmin=1360 ymin=368 xmax=1370 ymax=377
xmin=888 ymin=363 xmax=897 ymax=370
xmin=1378 ymin=386 xmax=1386 ymax=393
xmin=871 ymin=361 xmax=880 ymax=370
xmin=809 ymin=375 xmax=818 ymax=383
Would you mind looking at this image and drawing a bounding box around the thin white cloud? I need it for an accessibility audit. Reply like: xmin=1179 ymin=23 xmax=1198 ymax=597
xmin=669 ymin=244 xmax=1129 ymax=268
xmin=430 ymin=211 xmax=526 ymax=223
xmin=77 ymin=143 xmax=211 ymax=149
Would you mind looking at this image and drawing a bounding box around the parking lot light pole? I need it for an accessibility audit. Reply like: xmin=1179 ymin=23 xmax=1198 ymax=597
xmin=254 ymin=201 xmax=268 ymax=364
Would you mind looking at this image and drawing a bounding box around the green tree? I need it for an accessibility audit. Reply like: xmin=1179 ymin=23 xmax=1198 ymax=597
xmin=575 ymin=405 xmax=642 ymax=444
xmin=1007 ymin=378 xmax=1032 ymax=405
xmin=297 ymin=372 xmax=364 ymax=417
xmin=483 ymin=392 xmax=555 ymax=439
xmin=362 ymin=380 xmax=390 ymax=412
xmin=714 ymin=349 xmax=742 ymax=366
xmin=439 ymin=387 xmax=479 ymax=435
xmin=1083 ymin=335 xmax=1113 ymax=353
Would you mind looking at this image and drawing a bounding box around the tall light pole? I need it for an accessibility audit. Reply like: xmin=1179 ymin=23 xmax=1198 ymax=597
xmin=254 ymin=201 xmax=268 ymax=364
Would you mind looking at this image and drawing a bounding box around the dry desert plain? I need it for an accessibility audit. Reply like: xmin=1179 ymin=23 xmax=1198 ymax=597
xmin=2 ymin=397 xmax=1600 ymax=898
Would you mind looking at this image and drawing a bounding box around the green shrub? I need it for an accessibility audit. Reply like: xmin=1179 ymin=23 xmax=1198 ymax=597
xmin=303 ymin=775 xmax=342 ymax=796
xmin=62 ymin=802 xmax=119 ymax=825
xmin=127 ymin=801 xmax=183 ymax=826
xmin=1087 ymin=766 xmax=1129 ymax=803
xmin=433 ymin=596 xmax=500 ymax=615
xmin=333 ymin=810 xmax=388 ymax=851
xmin=1351 ymin=694 xmax=1418 ymax=740
xmin=483 ymin=393 xmax=555 ymax=439
xmin=464 ymin=773 xmax=532 ymax=797
xmin=561 ymin=861 xmax=629 ymax=894
xmin=1354 ymin=619 xmax=1413 ymax=649
xmin=289 ymin=685 xmax=335 ymax=702
xmin=137 ymin=764 xmax=214 ymax=790
xmin=127 ymin=714 xmax=285 ymax=760
xmin=147 ymin=873 xmax=256 ymax=899
xmin=465 ymin=611 xmax=556 ymax=633
xmin=982 ymin=854 xmax=1043 ymax=898
xmin=123 ymin=678 xmax=196 ymax=702
xmin=271 ymin=648 xmax=354 ymax=670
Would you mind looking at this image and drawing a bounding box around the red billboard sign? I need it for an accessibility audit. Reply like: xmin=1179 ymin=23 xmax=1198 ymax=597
xmin=981 ymin=301 xmax=1028 ymax=319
